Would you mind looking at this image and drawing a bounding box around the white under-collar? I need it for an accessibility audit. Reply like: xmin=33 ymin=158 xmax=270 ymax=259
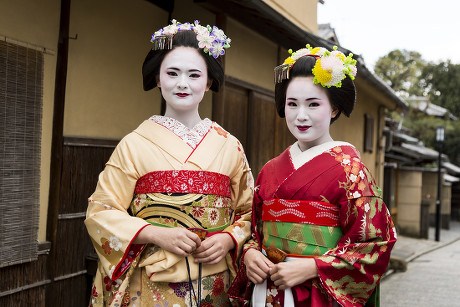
xmin=149 ymin=115 xmax=212 ymax=149
xmin=289 ymin=141 xmax=353 ymax=170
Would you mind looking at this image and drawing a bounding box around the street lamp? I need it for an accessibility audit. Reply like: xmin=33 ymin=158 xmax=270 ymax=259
xmin=435 ymin=126 xmax=445 ymax=241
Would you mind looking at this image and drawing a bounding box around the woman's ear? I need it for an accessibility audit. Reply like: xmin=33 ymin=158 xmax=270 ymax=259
xmin=156 ymin=75 xmax=161 ymax=88
xmin=331 ymin=106 xmax=339 ymax=118
xmin=205 ymin=79 xmax=212 ymax=92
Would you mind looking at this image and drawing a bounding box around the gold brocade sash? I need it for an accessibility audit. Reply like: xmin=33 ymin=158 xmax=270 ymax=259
xmin=131 ymin=192 xmax=232 ymax=231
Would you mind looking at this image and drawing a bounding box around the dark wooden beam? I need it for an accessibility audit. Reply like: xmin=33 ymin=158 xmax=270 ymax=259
xmin=46 ymin=0 xmax=71 ymax=282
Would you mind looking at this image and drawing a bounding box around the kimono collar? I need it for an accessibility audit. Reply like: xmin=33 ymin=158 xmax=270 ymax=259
xmin=149 ymin=115 xmax=212 ymax=149
xmin=289 ymin=141 xmax=354 ymax=170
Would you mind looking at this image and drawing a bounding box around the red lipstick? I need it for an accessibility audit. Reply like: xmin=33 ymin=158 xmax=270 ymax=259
xmin=297 ymin=125 xmax=310 ymax=131
xmin=176 ymin=93 xmax=189 ymax=97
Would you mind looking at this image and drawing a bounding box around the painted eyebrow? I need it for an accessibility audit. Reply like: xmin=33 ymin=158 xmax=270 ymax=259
xmin=166 ymin=67 xmax=203 ymax=73
xmin=286 ymin=97 xmax=321 ymax=101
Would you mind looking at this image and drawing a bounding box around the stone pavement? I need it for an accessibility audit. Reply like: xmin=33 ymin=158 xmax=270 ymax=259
xmin=385 ymin=220 xmax=460 ymax=276
xmin=380 ymin=221 xmax=460 ymax=306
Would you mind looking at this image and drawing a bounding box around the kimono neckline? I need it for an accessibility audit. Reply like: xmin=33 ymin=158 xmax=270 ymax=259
xmin=289 ymin=141 xmax=354 ymax=170
xmin=149 ymin=115 xmax=212 ymax=149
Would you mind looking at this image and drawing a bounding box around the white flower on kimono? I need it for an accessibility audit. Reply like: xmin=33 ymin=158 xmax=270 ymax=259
xmin=350 ymin=173 xmax=358 ymax=182
xmin=359 ymin=170 xmax=365 ymax=179
xmin=108 ymin=265 xmax=116 ymax=278
xmin=188 ymin=178 xmax=194 ymax=185
xmin=342 ymin=158 xmax=351 ymax=165
xmin=180 ymin=183 xmax=188 ymax=191
xmin=247 ymin=172 xmax=255 ymax=189
xmin=109 ymin=236 xmax=122 ymax=251
xmin=208 ymin=208 xmax=220 ymax=225
xmin=364 ymin=202 xmax=370 ymax=212
xmin=233 ymin=226 xmax=245 ymax=239
xmin=352 ymin=191 xmax=361 ymax=198
xmin=268 ymin=288 xmax=278 ymax=296
xmin=214 ymin=197 xmax=224 ymax=208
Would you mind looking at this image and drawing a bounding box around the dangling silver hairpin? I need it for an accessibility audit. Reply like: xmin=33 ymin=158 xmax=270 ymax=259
xmin=274 ymin=64 xmax=290 ymax=83
xmin=151 ymin=35 xmax=173 ymax=51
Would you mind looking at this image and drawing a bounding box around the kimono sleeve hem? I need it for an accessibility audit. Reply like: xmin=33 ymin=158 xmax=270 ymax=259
xmin=219 ymin=231 xmax=239 ymax=270
xmin=314 ymin=257 xmax=365 ymax=307
xmin=112 ymin=224 xmax=149 ymax=280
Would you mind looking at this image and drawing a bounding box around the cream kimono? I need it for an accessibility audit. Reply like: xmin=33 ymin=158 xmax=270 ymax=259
xmin=85 ymin=117 xmax=254 ymax=307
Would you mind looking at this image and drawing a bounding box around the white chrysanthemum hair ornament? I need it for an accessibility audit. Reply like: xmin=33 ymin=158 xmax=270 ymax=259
xmin=274 ymin=45 xmax=357 ymax=88
xmin=150 ymin=19 xmax=231 ymax=59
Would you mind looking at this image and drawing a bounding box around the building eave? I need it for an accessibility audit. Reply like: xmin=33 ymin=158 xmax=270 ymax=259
xmin=195 ymin=0 xmax=409 ymax=111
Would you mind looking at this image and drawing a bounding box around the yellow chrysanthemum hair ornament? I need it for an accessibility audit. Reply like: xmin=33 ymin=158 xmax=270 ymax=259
xmin=274 ymin=45 xmax=357 ymax=88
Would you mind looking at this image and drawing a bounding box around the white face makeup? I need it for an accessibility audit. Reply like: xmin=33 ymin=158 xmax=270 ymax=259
xmin=284 ymin=76 xmax=338 ymax=151
xmin=157 ymin=46 xmax=211 ymax=118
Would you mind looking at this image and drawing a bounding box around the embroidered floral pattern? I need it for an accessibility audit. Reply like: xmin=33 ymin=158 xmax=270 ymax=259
xmin=169 ymin=282 xmax=190 ymax=298
xmin=135 ymin=170 xmax=232 ymax=197
xmin=149 ymin=115 xmax=212 ymax=148
xmin=213 ymin=125 xmax=228 ymax=137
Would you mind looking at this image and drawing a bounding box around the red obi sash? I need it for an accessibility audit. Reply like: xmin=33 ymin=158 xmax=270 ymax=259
xmin=262 ymin=199 xmax=340 ymax=227
xmin=134 ymin=170 xmax=231 ymax=198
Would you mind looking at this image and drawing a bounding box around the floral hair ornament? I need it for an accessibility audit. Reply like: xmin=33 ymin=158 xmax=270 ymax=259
xmin=150 ymin=19 xmax=231 ymax=59
xmin=274 ymin=45 xmax=357 ymax=88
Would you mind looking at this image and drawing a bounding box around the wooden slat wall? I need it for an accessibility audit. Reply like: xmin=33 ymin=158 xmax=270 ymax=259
xmin=222 ymin=78 xmax=295 ymax=178
xmin=0 ymin=137 xmax=117 ymax=306
xmin=223 ymin=83 xmax=249 ymax=148
xmin=0 ymin=252 xmax=48 ymax=307
xmin=247 ymin=91 xmax=277 ymax=176
xmin=45 ymin=137 xmax=117 ymax=306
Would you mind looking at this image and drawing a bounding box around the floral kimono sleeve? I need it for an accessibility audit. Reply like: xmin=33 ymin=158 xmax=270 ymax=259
xmin=315 ymin=159 xmax=397 ymax=307
xmin=222 ymin=142 xmax=254 ymax=261
xmin=84 ymin=138 xmax=149 ymax=281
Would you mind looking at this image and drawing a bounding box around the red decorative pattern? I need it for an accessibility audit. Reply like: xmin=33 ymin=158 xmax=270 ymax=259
xmin=134 ymin=170 xmax=231 ymax=198
xmin=262 ymin=199 xmax=340 ymax=226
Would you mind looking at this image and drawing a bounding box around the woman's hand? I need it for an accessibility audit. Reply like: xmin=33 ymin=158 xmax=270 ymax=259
xmin=270 ymin=258 xmax=318 ymax=289
xmin=244 ymin=249 xmax=274 ymax=284
xmin=193 ymin=233 xmax=235 ymax=264
xmin=133 ymin=225 xmax=201 ymax=257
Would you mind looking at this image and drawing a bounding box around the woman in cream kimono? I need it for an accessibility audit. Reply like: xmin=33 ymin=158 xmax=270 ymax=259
xmin=85 ymin=20 xmax=253 ymax=307
xmin=229 ymin=46 xmax=396 ymax=306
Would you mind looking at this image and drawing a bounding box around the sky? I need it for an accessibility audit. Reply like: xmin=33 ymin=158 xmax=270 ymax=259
xmin=317 ymin=0 xmax=460 ymax=69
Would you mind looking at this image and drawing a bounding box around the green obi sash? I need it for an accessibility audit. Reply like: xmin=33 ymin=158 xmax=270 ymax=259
xmin=262 ymin=222 xmax=343 ymax=256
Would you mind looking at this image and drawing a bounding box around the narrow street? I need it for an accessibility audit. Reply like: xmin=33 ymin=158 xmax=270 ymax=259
xmin=381 ymin=238 xmax=460 ymax=306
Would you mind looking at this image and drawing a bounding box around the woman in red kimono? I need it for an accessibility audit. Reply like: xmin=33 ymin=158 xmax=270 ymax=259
xmin=231 ymin=46 xmax=397 ymax=306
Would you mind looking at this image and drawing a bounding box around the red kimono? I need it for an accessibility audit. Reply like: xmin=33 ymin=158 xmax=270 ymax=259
xmin=229 ymin=141 xmax=397 ymax=307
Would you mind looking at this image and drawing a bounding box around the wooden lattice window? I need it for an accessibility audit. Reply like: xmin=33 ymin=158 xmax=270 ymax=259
xmin=0 ymin=40 xmax=43 ymax=267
